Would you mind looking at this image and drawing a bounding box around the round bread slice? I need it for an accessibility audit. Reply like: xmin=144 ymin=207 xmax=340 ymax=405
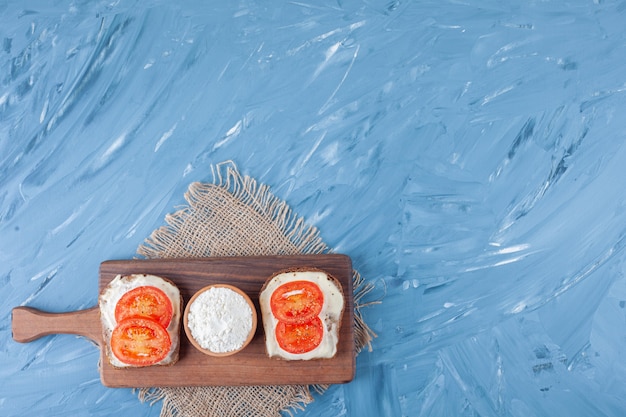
xmin=259 ymin=267 xmax=344 ymax=360
xmin=99 ymin=274 xmax=183 ymax=368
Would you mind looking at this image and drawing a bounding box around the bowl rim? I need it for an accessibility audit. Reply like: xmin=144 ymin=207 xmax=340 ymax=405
xmin=183 ymin=283 xmax=258 ymax=357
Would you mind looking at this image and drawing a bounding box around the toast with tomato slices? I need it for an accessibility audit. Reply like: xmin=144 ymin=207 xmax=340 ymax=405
xmin=259 ymin=268 xmax=344 ymax=360
xmin=99 ymin=274 xmax=182 ymax=368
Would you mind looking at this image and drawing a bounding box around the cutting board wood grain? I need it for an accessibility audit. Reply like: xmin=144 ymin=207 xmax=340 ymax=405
xmin=12 ymin=254 xmax=355 ymax=388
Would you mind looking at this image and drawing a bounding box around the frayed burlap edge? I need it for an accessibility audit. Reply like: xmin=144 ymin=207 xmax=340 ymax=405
xmin=137 ymin=385 xmax=315 ymax=417
xmin=137 ymin=161 xmax=328 ymax=258
xmin=135 ymin=161 xmax=377 ymax=416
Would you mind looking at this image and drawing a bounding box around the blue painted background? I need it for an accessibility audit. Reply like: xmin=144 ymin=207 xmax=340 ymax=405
xmin=2 ymin=1 xmax=626 ymax=416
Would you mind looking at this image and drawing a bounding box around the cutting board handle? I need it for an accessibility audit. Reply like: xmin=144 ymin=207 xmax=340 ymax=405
xmin=12 ymin=306 xmax=102 ymax=345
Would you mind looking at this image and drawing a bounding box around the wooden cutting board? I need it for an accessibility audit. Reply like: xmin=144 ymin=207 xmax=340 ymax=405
xmin=12 ymin=254 xmax=355 ymax=388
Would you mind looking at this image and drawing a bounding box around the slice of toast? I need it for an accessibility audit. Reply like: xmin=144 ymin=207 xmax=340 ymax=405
xmin=259 ymin=268 xmax=344 ymax=360
xmin=99 ymin=274 xmax=182 ymax=368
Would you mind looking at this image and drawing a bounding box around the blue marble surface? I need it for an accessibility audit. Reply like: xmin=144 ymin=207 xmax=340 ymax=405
xmin=2 ymin=1 xmax=626 ymax=416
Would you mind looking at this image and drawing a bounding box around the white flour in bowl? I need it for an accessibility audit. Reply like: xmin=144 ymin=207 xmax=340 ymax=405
xmin=187 ymin=287 xmax=254 ymax=353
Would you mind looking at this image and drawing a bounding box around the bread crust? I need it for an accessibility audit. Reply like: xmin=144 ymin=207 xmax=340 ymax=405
xmin=99 ymin=274 xmax=182 ymax=368
xmin=259 ymin=267 xmax=344 ymax=360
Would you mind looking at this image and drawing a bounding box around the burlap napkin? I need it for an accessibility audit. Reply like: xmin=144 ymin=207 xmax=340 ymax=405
xmin=135 ymin=161 xmax=376 ymax=417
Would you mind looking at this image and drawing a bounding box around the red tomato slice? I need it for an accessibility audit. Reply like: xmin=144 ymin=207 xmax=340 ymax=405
xmin=275 ymin=317 xmax=323 ymax=354
xmin=110 ymin=318 xmax=171 ymax=366
xmin=270 ymin=280 xmax=324 ymax=323
xmin=115 ymin=286 xmax=173 ymax=328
